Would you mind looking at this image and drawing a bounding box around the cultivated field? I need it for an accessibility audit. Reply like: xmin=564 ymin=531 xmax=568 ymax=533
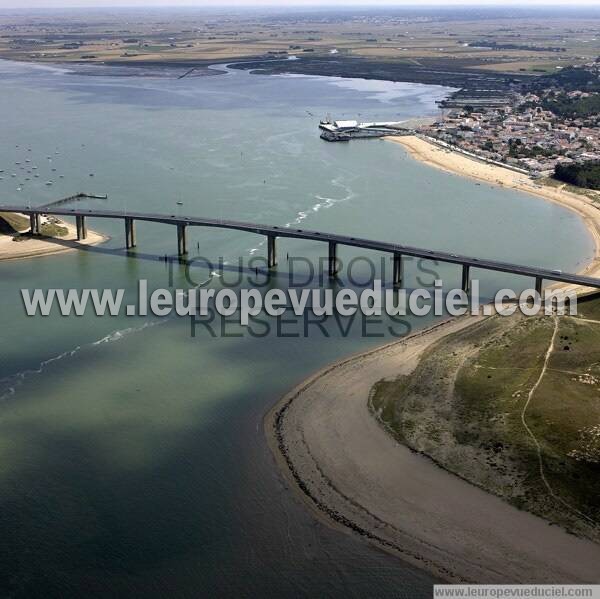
xmin=1 ymin=7 xmax=599 ymax=76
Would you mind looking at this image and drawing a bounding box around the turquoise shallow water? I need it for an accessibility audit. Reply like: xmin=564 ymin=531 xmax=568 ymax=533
xmin=0 ymin=60 xmax=594 ymax=597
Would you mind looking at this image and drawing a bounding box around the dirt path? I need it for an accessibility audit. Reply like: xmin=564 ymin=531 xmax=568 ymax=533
xmin=267 ymin=315 xmax=600 ymax=583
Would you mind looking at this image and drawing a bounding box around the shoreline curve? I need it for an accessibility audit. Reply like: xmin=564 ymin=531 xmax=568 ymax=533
xmin=265 ymin=139 xmax=600 ymax=583
xmin=265 ymin=314 xmax=600 ymax=582
xmin=387 ymin=135 xmax=600 ymax=294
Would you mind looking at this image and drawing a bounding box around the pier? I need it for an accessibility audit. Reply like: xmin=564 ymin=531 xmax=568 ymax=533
xmin=1 ymin=201 xmax=600 ymax=291
xmin=319 ymin=119 xmax=413 ymax=142
xmin=38 ymin=192 xmax=108 ymax=210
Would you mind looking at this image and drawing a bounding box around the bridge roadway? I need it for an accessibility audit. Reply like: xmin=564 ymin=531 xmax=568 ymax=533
xmin=2 ymin=203 xmax=600 ymax=292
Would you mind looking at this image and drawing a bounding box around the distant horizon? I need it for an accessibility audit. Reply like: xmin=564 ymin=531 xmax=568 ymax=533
xmin=2 ymin=1 xmax=600 ymax=10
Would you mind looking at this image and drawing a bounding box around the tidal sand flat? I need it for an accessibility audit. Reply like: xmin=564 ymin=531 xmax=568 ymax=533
xmin=267 ymin=314 xmax=600 ymax=583
xmin=370 ymin=307 xmax=600 ymax=544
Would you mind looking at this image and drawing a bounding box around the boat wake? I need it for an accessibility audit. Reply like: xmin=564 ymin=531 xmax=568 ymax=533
xmin=247 ymin=177 xmax=354 ymax=255
xmin=0 ymin=176 xmax=353 ymax=403
xmin=91 ymin=319 xmax=164 ymax=346
xmin=288 ymin=176 xmax=355 ymax=226
xmin=0 ymin=267 xmax=223 ymax=404
xmin=0 ymin=319 xmax=166 ymax=402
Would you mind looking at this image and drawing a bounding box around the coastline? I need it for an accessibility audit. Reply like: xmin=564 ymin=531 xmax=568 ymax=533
xmin=266 ymin=314 xmax=600 ymax=583
xmin=386 ymin=135 xmax=600 ymax=294
xmin=266 ymin=136 xmax=600 ymax=583
xmin=0 ymin=216 xmax=107 ymax=262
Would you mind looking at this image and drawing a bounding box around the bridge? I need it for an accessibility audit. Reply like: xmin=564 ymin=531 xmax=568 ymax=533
xmin=2 ymin=200 xmax=600 ymax=293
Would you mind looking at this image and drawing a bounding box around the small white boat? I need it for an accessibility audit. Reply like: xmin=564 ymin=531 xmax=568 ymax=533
xmin=45 ymin=181 xmax=53 ymax=186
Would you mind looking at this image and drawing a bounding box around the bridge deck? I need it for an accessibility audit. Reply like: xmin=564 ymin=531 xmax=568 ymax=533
xmin=1 ymin=204 xmax=599 ymax=289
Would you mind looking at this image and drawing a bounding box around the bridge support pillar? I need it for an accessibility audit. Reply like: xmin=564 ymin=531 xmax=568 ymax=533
xmin=461 ymin=264 xmax=470 ymax=293
xmin=29 ymin=213 xmax=41 ymax=235
xmin=535 ymin=276 xmax=543 ymax=296
xmin=177 ymin=224 xmax=187 ymax=256
xmin=328 ymin=241 xmax=338 ymax=277
xmin=125 ymin=217 xmax=136 ymax=249
xmin=267 ymin=235 xmax=277 ymax=269
xmin=392 ymin=253 xmax=403 ymax=287
xmin=76 ymin=215 xmax=88 ymax=241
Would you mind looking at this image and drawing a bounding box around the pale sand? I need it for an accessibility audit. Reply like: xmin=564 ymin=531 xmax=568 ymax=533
xmin=266 ymin=139 xmax=600 ymax=582
xmin=0 ymin=215 xmax=106 ymax=261
xmin=267 ymin=315 xmax=600 ymax=582
xmin=387 ymin=135 xmax=600 ymax=296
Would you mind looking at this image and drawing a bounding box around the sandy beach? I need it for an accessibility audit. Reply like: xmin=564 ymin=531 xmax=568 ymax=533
xmin=0 ymin=214 xmax=106 ymax=261
xmin=387 ymin=135 xmax=600 ymax=295
xmin=266 ymin=137 xmax=600 ymax=583
xmin=267 ymin=314 xmax=600 ymax=582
